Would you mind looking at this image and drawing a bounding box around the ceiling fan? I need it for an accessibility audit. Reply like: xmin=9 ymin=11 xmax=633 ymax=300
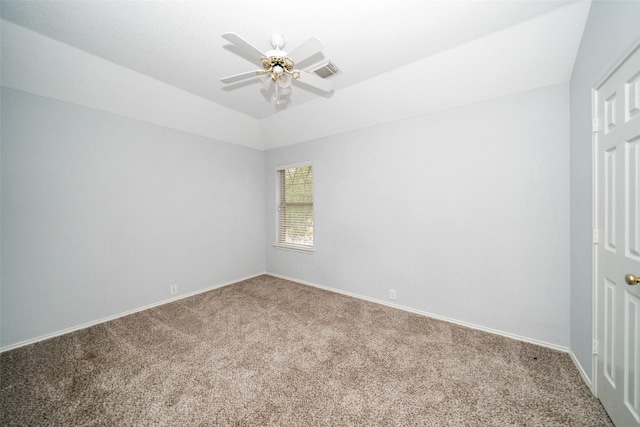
xmin=220 ymin=33 xmax=336 ymax=105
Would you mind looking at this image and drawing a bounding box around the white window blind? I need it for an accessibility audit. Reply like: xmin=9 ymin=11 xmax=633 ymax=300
xmin=276 ymin=163 xmax=313 ymax=250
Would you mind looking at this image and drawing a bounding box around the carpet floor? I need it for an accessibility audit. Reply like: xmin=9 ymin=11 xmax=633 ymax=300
xmin=1 ymin=275 xmax=612 ymax=426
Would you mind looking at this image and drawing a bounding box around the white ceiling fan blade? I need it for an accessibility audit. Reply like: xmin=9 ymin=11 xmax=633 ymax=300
xmin=220 ymin=70 xmax=261 ymax=83
xmin=295 ymin=71 xmax=334 ymax=93
xmin=222 ymin=33 xmax=266 ymax=61
xmin=288 ymin=36 xmax=325 ymax=63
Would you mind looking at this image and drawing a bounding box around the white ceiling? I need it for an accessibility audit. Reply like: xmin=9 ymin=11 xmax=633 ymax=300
xmin=0 ymin=0 xmax=592 ymax=120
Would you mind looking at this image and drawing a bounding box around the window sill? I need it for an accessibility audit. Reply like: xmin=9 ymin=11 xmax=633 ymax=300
xmin=273 ymin=243 xmax=315 ymax=254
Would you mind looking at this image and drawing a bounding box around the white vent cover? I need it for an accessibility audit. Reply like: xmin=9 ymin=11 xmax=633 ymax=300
xmin=309 ymin=61 xmax=341 ymax=79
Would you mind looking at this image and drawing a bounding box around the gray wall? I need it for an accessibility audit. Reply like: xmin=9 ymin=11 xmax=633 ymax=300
xmin=266 ymin=83 xmax=571 ymax=347
xmin=1 ymin=88 xmax=265 ymax=348
xmin=569 ymin=1 xmax=640 ymax=382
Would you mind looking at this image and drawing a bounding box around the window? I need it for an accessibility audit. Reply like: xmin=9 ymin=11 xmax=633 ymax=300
xmin=276 ymin=163 xmax=314 ymax=251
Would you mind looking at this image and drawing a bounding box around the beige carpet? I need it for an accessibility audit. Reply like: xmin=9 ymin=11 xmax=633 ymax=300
xmin=1 ymin=275 xmax=612 ymax=426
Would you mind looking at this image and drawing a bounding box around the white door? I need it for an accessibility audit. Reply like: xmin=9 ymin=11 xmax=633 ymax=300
xmin=595 ymin=39 xmax=640 ymax=427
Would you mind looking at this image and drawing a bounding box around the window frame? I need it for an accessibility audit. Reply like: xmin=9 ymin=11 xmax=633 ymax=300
xmin=274 ymin=161 xmax=315 ymax=253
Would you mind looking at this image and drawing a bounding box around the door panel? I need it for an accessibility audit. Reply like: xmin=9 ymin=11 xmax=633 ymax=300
xmin=627 ymin=138 xmax=639 ymax=261
xmin=624 ymin=290 xmax=639 ymax=419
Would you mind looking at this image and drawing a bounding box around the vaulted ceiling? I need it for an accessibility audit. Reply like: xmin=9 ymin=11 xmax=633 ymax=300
xmin=1 ymin=0 xmax=592 ymax=121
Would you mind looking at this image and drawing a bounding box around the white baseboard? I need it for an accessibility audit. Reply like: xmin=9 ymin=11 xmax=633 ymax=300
xmin=0 ymin=272 xmax=266 ymax=353
xmin=569 ymin=350 xmax=593 ymax=392
xmin=266 ymin=272 xmax=570 ymax=354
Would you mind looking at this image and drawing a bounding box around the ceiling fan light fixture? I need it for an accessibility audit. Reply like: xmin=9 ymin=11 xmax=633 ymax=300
xmin=260 ymin=75 xmax=273 ymax=90
xmin=278 ymin=73 xmax=292 ymax=88
xmin=273 ymin=82 xmax=288 ymax=105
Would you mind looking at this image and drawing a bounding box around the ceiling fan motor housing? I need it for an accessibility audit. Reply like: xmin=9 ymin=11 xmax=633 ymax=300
xmin=269 ymin=33 xmax=286 ymax=50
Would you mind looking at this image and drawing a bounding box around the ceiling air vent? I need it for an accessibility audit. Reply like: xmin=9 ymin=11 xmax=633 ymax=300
xmin=310 ymin=61 xmax=341 ymax=79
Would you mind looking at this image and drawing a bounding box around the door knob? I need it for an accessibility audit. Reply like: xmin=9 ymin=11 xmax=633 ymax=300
xmin=625 ymin=274 xmax=640 ymax=286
